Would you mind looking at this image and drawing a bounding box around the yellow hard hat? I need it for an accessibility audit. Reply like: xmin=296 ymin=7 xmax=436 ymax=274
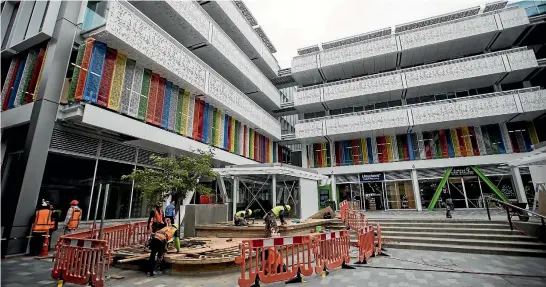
xmin=247 ymin=209 xmax=253 ymax=216
xmin=286 ymin=205 xmax=291 ymax=211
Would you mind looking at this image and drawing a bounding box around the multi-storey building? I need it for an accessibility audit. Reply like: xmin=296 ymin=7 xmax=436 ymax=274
xmin=0 ymin=0 xmax=291 ymax=256
xmin=280 ymin=1 xmax=546 ymax=212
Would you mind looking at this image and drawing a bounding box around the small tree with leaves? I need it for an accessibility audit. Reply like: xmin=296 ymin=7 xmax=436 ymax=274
xmin=122 ymin=148 xmax=218 ymax=228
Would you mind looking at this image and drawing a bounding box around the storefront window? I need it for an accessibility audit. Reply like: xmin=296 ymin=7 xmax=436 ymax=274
xmin=487 ymin=175 xmax=517 ymax=201
xmin=419 ymin=178 xmax=442 ymax=209
xmin=385 ymin=181 xmax=414 ymax=209
xmin=38 ymin=153 xmax=95 ymax=221
xmin=90 ymin=160 xmax=134 ymax=220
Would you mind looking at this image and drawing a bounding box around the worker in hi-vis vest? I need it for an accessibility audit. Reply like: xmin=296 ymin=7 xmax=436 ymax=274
xmin=30 ymin=202 xmax=54 ymax=255
xmin=148 ymin=218 xmax=180 ymax=277
xmin=63 ymin=200 xmax=82 ymax=235
xmin=234 ymin=209 xmax=252 ymax=226
xmin=270 ymin=204 xmax=291 ymax=225
xmin=147 ymin=204 xmax=165 ymax=233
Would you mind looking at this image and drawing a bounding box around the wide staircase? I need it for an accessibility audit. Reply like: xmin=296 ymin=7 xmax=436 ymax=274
xmin=328 ymin=218 xmax=546 ymax=257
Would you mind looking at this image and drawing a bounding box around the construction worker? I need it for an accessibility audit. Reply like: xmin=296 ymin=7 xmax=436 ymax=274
xmin=234 ymin=209 xmax=252 ymax=226
xmin=63 ymin=200 xmax=82 ymax=235
xmin=271 ymin=204 xmax=291 ymax=226
xmin=29 ymin=201 xmax=54 ymax=256
xmin=148 ymin=218 xmax=180 ymax=277
xmin=263 ymin=212 xmax=279 ymax=237
xmin=147 ymin=204 xmax=165 ymax=233
xmin=48 ymin=203 xmax=60 ymax=249
xmin=263 ymin=247 xmax=286 ymax=275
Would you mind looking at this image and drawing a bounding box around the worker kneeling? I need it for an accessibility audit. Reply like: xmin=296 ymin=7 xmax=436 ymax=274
xmin=148 ymin=218 xmax=180 ymax=277
xmin=263 ymin=247 xmax=287 ymax=275
xmin=234 ymin=209 xmax=252 ymax=226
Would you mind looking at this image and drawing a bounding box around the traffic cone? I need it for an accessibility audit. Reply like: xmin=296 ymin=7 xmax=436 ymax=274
xmin=38 ymin=231 xmax=50 ymax=258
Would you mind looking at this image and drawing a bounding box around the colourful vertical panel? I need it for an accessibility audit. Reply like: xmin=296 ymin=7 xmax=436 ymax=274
xmin=230 ymin=118 xmax=236 ymax=152
xmin=96 ymin=48 xmax=117 ymax=107
xmin=387 ymin=136 xmax=394 ymax=162
xmin=528 ymin=121 xmax=539 ymax=145
xmin=306 ymin=144 xmax=314 ymax=168
xmin=167 ymin=85 xmax=179 ymax=131
xmin=219 ymin=110 xmax=225 ymax=148
xmin=250 ymin=129 xmax=255 ymax=159
xmin=161 ymin=81 xmax=173 ymax=129
xmin=202 ymin=103 xmax=209 ymax=142
xmin=175 ymin=89 xmax=184 ymax=133
xmin=6 ymin=54 xmax=27 ymax=109
xmin=207 ymin=104 xmax=214 ymax=144
xmin=128 ymin=65 xmax=143 ymax=118
xmin=146 ymin=73 xmax=159 ymax=123
xmin=367 ymin=138 xmax=374 ymax=164
xmin=83 ymin=42 xmax=107 ymax=103
xmin=462 ymin=127 xmax=474 ymax=156
xmin=180 ymin=91 xmax=190 ymax=135
xmin=423 ymin=133 xmax=432 ymax=160
xmin=2 ymin=58 xmax=20 ymax=110
xmin=107 ymin=52 xmax=127 ymax=111
xmin=1 ymin=58 xmax=18 ymax=109
xmin=430 ymin=132 xmax=439 ymax=159
xmin=119 ymin=58 xmax=136 ymax=115
xmin=187 ymin=95 xmax=196 ymax=137
xmin=32 ymin=44 xmax=48 ymax=101
xmin=406 ymin=133 xmax=415 ymax=161
xmin=515 ymin=130 xmax=527 ymax=152
xmin=323 ymin=142 xmax=328 ymax=166
xmin=153 ymin=77 xmax=166 ymax=126
xmin=360 ymin=139 xmax=368 ymax=164
xmin=474 ymin=126 xmax=486 ymax=156
xmin=391 ymin=135 xmax=399 ymax=162
xmin=224 ymin=114 xmax=229 ymax=150
xmin=456 ymin=128 xmax=467 ymax=157
xmin=445 ymin=129 xmax=455 ymax=158
xmin=335 ymin=142 xmax=341 ymax=166
xmin=450 ymin=129 xmax=461 ymax=157
xmin=74 ymin=39 xmax=95 ymax=101
xmin=244 ymin=125 xmax=248 ymax=157
xmin=416 ymin=132 xmax=426 ymax=159
xmin=468 ymin=127 xmax=480 ymax=156
xmin=439 ymin=130 xmax=449 ymax=158
xmin=16 ymin=50 xmax=38 ymax=107
xmin=192 ymin=99 xmax=201 ymax=139
xmin=137 ymin=69 xmax=151 ymax=121
xmin=499 ymin=123 xmax=511 ymax=154
xmin=315 ymin=144 xmax=321 ymax=167
xmin=350 ymin=139 xmax=358 ymax=165
xmin=26 ymin=48 xmax=45 ymax=103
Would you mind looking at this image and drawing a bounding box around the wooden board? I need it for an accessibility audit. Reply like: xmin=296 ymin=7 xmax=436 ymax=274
xmin=307 ymin=207 xmax=334 ymax=220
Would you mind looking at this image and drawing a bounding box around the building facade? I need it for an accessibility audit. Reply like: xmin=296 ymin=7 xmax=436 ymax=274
xmin=0 ymin=0 xmax=291 ymax=256
xmin=281 ymin=1 xmax=546 ymax=212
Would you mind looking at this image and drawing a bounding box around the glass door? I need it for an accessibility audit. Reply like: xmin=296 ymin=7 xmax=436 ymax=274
xmin=447 ymin=178 xmax=468 ymax=209
xmin=362 ymin=182 xmax=384 ymax=210
xmin=462 ymin=176 xmax=484 ymax=208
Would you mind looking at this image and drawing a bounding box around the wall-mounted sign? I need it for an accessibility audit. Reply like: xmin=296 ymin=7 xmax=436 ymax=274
xmin=450 ymin=166 xmax=475 ymax=177
xmin=360 ymin=173 xmax=384 ymax=182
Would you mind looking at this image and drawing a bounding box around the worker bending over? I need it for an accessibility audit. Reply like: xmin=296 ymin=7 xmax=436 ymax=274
xmin=234 ymin=209 xmax=252 ymax=226
xmin=271 ymin=204 xmax=291 ymax=226
xmin=148 ymin=218 xmax=180 ymax=277
xmin=263 ymin=205 xmax=291 ymax=237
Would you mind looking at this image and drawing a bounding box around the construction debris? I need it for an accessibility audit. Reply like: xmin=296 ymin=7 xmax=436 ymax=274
xmin=307 ymin=206 xmax=334 ymax=220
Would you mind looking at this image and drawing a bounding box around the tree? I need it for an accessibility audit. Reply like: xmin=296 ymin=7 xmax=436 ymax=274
xmin=122 ymin=148 xmax=218 ymax=228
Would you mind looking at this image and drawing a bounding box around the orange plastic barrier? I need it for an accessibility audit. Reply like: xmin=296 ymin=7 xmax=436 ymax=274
xmin=51 ymin=238 xmax=110 ymax=287
xmin=130 ymin=221 xmax=149 ymax=246
xmin=339 ymin=200 xmax=349 ymax=222
xmin=100 ymin=224 xmax=133 ymax=251
xmin=356 ymin=226 xmax=375 ymax=264
xmin=314 ymin=230 xmax=351 ymax=275
xmin=346 ymin=210 xmax=368 ymax=231
xmin=235 ymin=235 xmax=314 ymax=287
xmin=349 ymin=200 xmax=361 ymax=211
xmin=376 ymin=223 xmax=382 ymax=255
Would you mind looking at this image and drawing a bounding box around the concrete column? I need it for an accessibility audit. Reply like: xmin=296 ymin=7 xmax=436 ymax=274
xmin=3 ymin=1 xmax=84 ymax=256
xmin=330 ymin=174 xmax=337 ymax=207
xmin=510 ymin=166 xmax=528 ymax=205
xmin=302 ymin=144 xmax=309 ymax=168
xmin=271 ymin=174 xmax=277 ymax=207
xmin=232 ymin=177 xmax=239 ymax=217
xmin=329 ymin=141 xmax=336 ymax=167
xmin=411 ymin=169 xmax=422 ymax=211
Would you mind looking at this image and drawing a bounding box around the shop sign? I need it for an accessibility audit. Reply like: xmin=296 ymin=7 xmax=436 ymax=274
xmin=359 ymin=172 xmax=384 ymax=182
xmin=450 ymin=166 xmax=475 ymax=177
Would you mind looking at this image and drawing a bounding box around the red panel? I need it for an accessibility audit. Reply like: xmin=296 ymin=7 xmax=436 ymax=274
xmin=146 ymin=73 xmax=159 ymax=123
xmin=2 ymin=58 xmax=20 ymax=111
xmin=335 ymin=142 xmax=341 ymax=166
xmin=26 ymin=48 xmax=45 ymax=103
xmin=74 ymin=40 xmax=95 ymax=101
xmin=377 ymin=136 xmax=387 ymax=163
xmin=402 ymin=137 xmax=410 ymax=161
xmin=198 ymin=100 xmax=205 ymax=141
xmin=424 ymin=133 xmax=432 ymax=160
xmin=153 ymin=77 xmax=166 ymax=126
xmin=439 ymin=130 xmax=449 ymax=158
xmin=352 ymin=139 xmax=360 ymax=165
xmin=97 ymin=48 xmax=117 ymax=107
xmin=192 ymin=98 xmax=200 ymax=140
xmin=456 ymin=128 xmax=467 ymax=157
xmin=315 ymin=143 xmax=322 ymax=167
xmin=243 ymin=126 xmax=247 ymax=157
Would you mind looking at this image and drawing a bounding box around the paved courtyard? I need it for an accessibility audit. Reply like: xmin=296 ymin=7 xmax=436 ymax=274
xmin=2 ymin=248 xmax=546 ymax=286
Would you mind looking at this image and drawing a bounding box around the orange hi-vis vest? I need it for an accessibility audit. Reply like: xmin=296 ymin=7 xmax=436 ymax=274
xmin=33 ymin=209 xmax=54 ymax=233
xmin=154 ymin=226 xmax=175 ymax=242
xmin=265 ymin=248 xmax=283 ymax=274
xmin=153 ymin=209 xmax=164 ymax=224
xmin=67 ymin=207 xmax=82 ymax=230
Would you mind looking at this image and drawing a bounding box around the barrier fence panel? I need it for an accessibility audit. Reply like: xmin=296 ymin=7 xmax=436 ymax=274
xmin=349 ymin=200 xmax=360 ymax=211
xmin=357 ymin=226 xmax=375 ymax=264
xmin=131 ymin=222 xmax=149 ymax=246
xmin=101 ymin=224 xmax=133 ymax=251
xmin=346 ymin=211 xmax=368 ymax=231
xmin=339 ymin=200 xmax=349 ymax=222
xmin=235 ymin=235 xmax=314 ymax=287
xmin=376 ymin=223 xmax=382 ymax=255
xmin=52 ymin=238 xmax=109 ymax=287
xmin=313 ymin=230 xmax=351 ymax=275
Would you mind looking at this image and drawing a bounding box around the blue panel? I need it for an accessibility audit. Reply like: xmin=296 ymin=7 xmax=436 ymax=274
xmin=7 ymin=55 xmax=27 ymax=109
xmin=83 ymin=42 xmax=107 ymax=103
xmin=366 ymin=138 xmax=374 ymax=164
xmin=161 ymin=81 xmax=172 ymax=129
xmin=407 ymin=133 xmax=415 ymax=161
xmin=495 ymin=124 xmax=506 ymax=154
xmin=224 ymin=114 xmax=229 ymax=150
xmin=202 ymin=103 xmax=209 ymax=143
xmin=445 ymin=129 xmax=455 ymax=158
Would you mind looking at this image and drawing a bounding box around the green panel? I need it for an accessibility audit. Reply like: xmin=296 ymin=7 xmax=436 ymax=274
xmin=137 ymin=69 xmax=152 ymax=121
xmin=471 ymin=166 xmax=509 ymax=202
xmin=427 ymin=167 xmax=453 ymax=211
xmin=67 ymin=44 xmax=86 ymax=102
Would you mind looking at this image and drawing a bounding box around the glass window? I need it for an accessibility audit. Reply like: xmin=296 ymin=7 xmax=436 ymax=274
xmin=406 ymin=97 xmax=420 ymax=105
xmin=329 ymin=109 xmax=341 ymax=116
xmin=419 ymin=178 xmax=443 ymax=209
xmin=341 ymin=107 xmax=354 ymax=114
xmin=82 ymin=1 xmax=108 ymax=31
xmin=91 ymin=160 xmax=134 ymax=220
xmin=375 ymin=101 xmax=388 ymax=109
xmin=354 ymin=106 xmax=364 ymax=112
xmin=486 ymin=175 xmax=517 ymax=201
xmin=477 ymin=86 xmax=494 ymax=94
xmin=435 ymin=94 xmax=447 ymax=101
xmin=2 ymin=2 xmax=19 ymax=49
xmin=385 ymin=181 xmax=415 ymax=209
xmin=38 ymin=153 xmax=95 ymax=221
xmin=420 ymin=95 xmax=434 ymax=103
xmin=388 ymin=100 xmax=402 ymax=107
xmin=364 ymin=104 xmax=375 ymax=111
xmin=456 ymin=90 xmax=469 ymax=98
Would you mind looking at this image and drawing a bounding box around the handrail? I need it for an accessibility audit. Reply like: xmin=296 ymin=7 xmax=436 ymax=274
xmin=486 ymin=196 xmax=546 ymax=221
xmin=485 ymin=196 xmax=545 ymax=240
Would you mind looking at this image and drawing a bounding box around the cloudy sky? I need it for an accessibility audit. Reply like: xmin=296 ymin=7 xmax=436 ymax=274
xmin=244 ymin=0 xmax=488 ymax=68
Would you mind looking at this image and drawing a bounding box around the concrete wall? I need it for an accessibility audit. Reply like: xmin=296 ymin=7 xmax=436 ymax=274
xmin=529 ymin=165 xmax=546 ymax=186
xmin=299 ymin=179 xmax=319 ymax=219
xmin=183 ymin=204 xmax=228 ymax=237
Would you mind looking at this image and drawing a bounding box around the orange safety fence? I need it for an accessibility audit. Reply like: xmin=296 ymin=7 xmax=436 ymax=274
xmin=376 ymin=223 xmax=382 ymax=255
xmin=130 ymin=221 xmax=149 ymax=246
xmin=235 ymin=235 xmax=314 ymax=287
xmin=356 ymin=226 xmax=375 ymax=264
xmin=348 ymin=200 xmax=361 ymax=211
xmin=100 ymin=224 xmax=133 ymax=251
xmin=51 ymin=238 xmax=110 ymax=287
xmin=313 ymin=230 xmax=352 ymax=275
xmin=346 ymin=210 xmax=368 ymax=231
xmin=339 ymin=200 xmax=349 ymax=222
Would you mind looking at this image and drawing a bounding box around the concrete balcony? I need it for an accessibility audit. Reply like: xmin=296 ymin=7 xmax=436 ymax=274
xmin=131 ymin=1 xmax=280 ymax=111
xmin=199 ymin=0 xmax=280 ymax=79
xmin=291 ymin=6 xmax=530 ymax=86
xmin=85 ymin=0 xmax=280 ymax=140
xmin=294 ymin=87 xmax=546 ymax=143
xmin=293 ymin=48 xmax=538 ymax=112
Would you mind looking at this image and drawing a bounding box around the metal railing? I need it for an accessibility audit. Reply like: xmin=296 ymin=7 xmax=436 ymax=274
xmin=485 ymin=196 xmax=545 ymax=240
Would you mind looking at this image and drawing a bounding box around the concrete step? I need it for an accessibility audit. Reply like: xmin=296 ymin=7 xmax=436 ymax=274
xmin=380 ymin=226 xmax=521 ymax=235
xmin=384 ymin=242 xmax=546 ymax=257
xmin=366 ymin=218 xmax=506 ymax=224
xmin=367 ymin=222 xmax=509 ymax=229
xmin=384 ymin=236 xmax=546 ymax=250
xmin=380 ymin=231 xmax=538 ymax=242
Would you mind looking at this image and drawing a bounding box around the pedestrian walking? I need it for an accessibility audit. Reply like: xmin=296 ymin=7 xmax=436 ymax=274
xmin=29 ymin=201 xmax=54 ymax=256
xmin=441 ymin=187 xmax=453 ymax=218
xmin=165 ymin=201 xmax=176 ymax=225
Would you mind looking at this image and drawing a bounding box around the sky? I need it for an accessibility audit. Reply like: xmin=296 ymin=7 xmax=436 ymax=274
xmin=244 ymin=0 xmax=488 ymax=69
